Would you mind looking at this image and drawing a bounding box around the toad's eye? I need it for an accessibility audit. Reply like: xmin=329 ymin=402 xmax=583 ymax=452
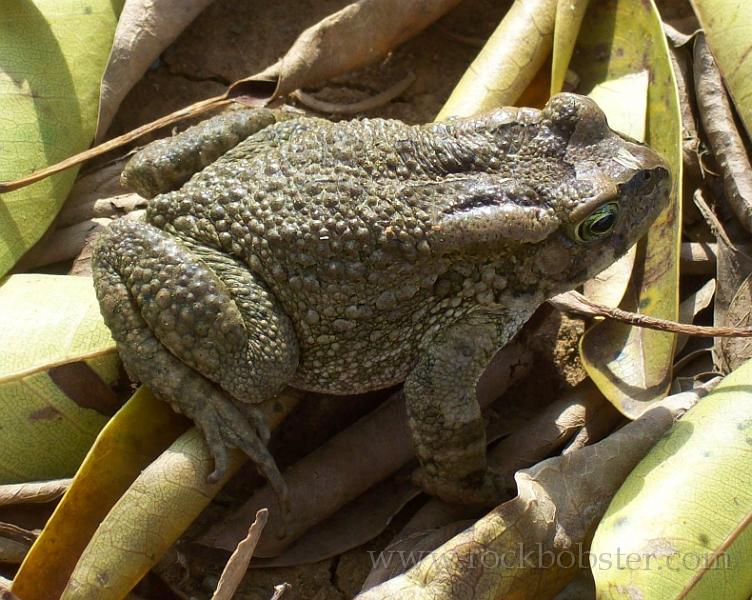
xmin=574 ymin=201 xmax=619 ymax=243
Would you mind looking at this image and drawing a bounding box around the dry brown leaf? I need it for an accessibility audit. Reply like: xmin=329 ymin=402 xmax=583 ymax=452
xmin=694 ymin=34 xmax=752 ymax=234
xmin=360 ymin=520 xmax=472 ymax=592
xmin=16 ymin=218 xmax=111 ymax=271
xmin=199 ymin=342 xmax=532 ymax=556
xmin=211 ymin=509 xmax=268 ymax=600
xmin=680 ymin=242 xmax=716 ymax=276
xmin=719 ymin=274 xmax=752 ymax=370
xmin=95 ymin=0 xmax=218 ymax=140
xmin=553 ymin=571 xmax=596 ymax=600
xmin=696 ymin=188 xmax=752 ymax=372
xmin=355 ymin=388 xmax=707 ymax=600
xmin=58 ymin=161 xmax=135 ymax=227
xmin=361 ymin=381 xmax=619 ymax=589
xmin=244 ymin=0 xmax=462 ymax=101
xmin=0 ymin=480 xmax=71 ymax=507
xmin=251 ymin=478 xmax=419 ymax=568
xmin=675 ymin=278 xmax=716 ymax=355
xmin=664 ymin=24 xmax=703 ymax=202
xmin=490 ymin=380 xmax=620 ymax=467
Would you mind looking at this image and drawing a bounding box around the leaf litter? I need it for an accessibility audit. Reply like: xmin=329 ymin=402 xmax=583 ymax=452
xmin=4 ymin=0 xmax=752 ymax=598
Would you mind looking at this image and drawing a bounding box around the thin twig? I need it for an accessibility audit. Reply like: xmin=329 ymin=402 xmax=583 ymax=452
xmin=0 ymin=96 xmax=229 ymax=193
xmin=550 ymin=291 xmax=752 ymax=337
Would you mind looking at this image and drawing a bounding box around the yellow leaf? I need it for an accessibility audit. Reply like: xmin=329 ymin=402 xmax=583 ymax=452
xmin=592 ymin=360 xmax=752 ymax=599
xmin=582 ymin=71 xmax=649 ymax=308
xmin=551 ymin=0 xmax=590 ymax=94
xmin=57 ymin=391 xmax=300 ymax=600
xmin=437 ymin=0 xmax=558 ymax=119
xmin=12 ymin=387 xmax=189 ymax=600
xmin=0 ymin=0 xmax=124 ymax=277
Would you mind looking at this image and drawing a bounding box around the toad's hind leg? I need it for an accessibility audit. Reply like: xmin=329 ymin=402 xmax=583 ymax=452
xmin=92 ymin=219 xmax=299 ymax=502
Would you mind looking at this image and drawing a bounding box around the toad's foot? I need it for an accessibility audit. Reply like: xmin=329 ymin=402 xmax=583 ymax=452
xmin=412 ymin=466 xmax=508 ymax=506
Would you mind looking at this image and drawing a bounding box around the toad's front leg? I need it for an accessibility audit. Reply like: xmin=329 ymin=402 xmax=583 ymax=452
xmin=405 ymin=316 xmax=513 ymax=506
xmin=92 ymin=218 xmax=299 ymax=508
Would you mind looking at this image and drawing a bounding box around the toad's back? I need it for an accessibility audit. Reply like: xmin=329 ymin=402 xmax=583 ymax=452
xmin=141 ymin=114 xmax=572 ymax=391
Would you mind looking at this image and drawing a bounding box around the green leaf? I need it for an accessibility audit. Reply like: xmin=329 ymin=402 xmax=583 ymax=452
xmin=690 ymin=0 xmax=752 ymax=139
xmin=574 ymin=0 xmax=682 ymax=417
xmin=0 ymin=0 xmax=124 ymax=277
xmin=0 ymin=274 xmax=119 ymax=482
xmin=591 ymin=361 xmax=752 ymax=599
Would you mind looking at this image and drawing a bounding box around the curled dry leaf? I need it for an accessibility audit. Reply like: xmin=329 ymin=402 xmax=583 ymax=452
xmin=0 ymin=525 xmax=35 ymax=565
xmin=695 ymin=188 xmax=752 ymax=372
xmin=292 ymin=72 xmax=416 ymax=116
xmin=681 ymin=242 xmax=716 ymax=276
xmin=355 ymin=388 xmax=706 ymax=600
xmin=550 ymin=0 xmax=590 ymax=95
xmin=211 ymin=509 xmax=268 ymax=600
xmin=237 ymin=0 xmax=462 ymax=102
xmin=693 ymin=34 xmax=752 ymax=234
xmin=675 ymin=278 xmax=716 ymax=355
xmin=664 ymin=24 xmax=703 ymax=200
xmin=591 ymin=358 xmax=752 ymax=599
xmin=200 ymin=342 xmax=532 ymax=556
xmin=0 ymin=479 xmax=71 ymax=507
xmin=251 ymin=478 xmax=420 ymax=569
xmin=488 ymin=379 xmax=617 ymax=474
xmin=95 ymin=0 xmax=219 ymax=140
xmin=690 ymin=0 xmax=752 ymax=138
xmin=437 ymin=0 xmax=558 ymax=119
xmin=0 ymin=275 xmax=120 ymax=484
xmin=718 ymin=274 xmax=752 ymax=371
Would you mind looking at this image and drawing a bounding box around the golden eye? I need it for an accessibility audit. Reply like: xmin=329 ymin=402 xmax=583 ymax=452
xmin=575 ymin=201 xmax=619 ymax=242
